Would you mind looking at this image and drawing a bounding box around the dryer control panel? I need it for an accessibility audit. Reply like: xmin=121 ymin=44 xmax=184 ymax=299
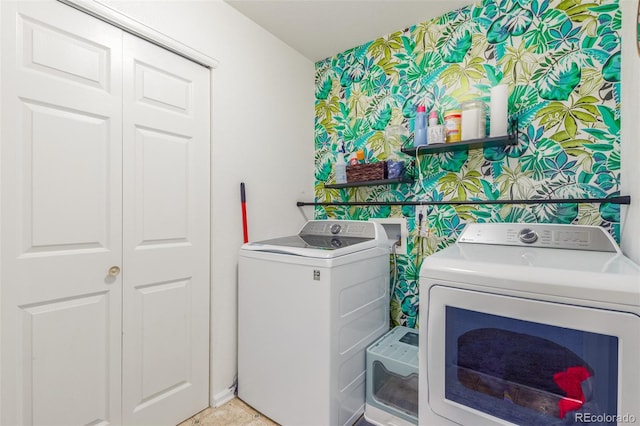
xmin=457 ymin=223 xmax=619 ymax=252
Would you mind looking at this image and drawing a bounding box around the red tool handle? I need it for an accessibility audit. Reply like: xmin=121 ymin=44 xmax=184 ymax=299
xmin=241 ymin=182 xmax=248 ymax=243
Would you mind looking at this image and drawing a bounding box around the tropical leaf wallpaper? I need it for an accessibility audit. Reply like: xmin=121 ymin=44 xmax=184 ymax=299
xmin=314 ymin=0 xmax=622 ymax=327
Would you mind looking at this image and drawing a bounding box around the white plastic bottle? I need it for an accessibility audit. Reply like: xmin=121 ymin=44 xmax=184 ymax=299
xmin=335 ymin=142 xmax=347 ymax=184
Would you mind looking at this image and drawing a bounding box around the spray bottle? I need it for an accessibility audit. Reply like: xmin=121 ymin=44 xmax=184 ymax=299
xmin=428 ymin=110 xmax=446 ymax=144
xmin=335 ymin=142 xmax=347 ymax=184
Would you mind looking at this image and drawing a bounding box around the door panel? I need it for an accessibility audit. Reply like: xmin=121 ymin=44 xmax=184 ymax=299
xmin=24 ymin=292 xmax=111 ymax=426
xmin=134 ymin=127 xmax=190 ymax=246
xmin=22 ymin=100 xmax=111 ymax=254
xmin=122 ymin=33 xmax=210 ymax=425
xmin=21 ymin=15 xmax=111 ymax=90
xmin=1 ymin=2 xmax=123 ymax=425
xmin=134 ymin=279 xmax=192 ymax=404
xmin=135 ymin=62 xmax=192 ymax=114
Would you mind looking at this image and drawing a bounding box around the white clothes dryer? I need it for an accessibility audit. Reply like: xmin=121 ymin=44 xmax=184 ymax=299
xmin=238 ymin=220 xmax=390 ymax=426
xmin=419 ymin=223 xmax=640 ymax=426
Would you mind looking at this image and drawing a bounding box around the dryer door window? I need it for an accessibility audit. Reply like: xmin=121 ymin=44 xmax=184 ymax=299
xmin=445 ymin=306 xmax=617 ymax=424
xmin=426 ymin=285 xmax=640 ymax=426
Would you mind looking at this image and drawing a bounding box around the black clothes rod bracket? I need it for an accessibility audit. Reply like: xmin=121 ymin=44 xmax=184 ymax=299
xmin=296 ymin=196 xmax=631 ymax=207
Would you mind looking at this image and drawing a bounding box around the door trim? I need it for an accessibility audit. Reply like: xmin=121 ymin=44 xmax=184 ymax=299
xmin=57 ymin=0 xmax=220 ymax=69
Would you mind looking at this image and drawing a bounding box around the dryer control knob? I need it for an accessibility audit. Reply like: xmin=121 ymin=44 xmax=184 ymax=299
xmin=518 ymin=228 xmax=538 ymax=244
xmin=330 ymin=224 xmax=342 ymax=234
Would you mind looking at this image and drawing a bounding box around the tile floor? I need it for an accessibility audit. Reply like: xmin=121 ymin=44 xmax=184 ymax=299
xmin=179 ymin=398 xmax=279 ymax=426
xmin=179 ymin=398 xmax=374 ymax=426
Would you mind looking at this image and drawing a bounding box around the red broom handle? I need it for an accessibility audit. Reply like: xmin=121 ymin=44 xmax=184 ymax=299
xmin=240 ymin=182 xmax=248 ymax=243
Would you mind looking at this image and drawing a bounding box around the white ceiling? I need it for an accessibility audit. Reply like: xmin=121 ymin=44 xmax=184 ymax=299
xmin=224 ymin=0 xmax=478 ymax=62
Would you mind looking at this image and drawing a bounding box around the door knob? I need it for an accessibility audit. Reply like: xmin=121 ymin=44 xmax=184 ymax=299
xmin=108 ymin=266 xmax=121 ymax=277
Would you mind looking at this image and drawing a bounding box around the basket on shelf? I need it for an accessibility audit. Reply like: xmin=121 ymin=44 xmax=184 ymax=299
xmin=346 ymin=161 xmax=387 ymax=183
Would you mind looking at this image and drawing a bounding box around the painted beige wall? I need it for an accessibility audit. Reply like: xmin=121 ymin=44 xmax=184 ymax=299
xmin=99 ymin=0 xmax=315 ymax=405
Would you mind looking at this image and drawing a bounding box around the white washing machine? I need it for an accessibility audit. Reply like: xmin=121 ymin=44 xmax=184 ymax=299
xmin=419 ymin=223 xmax=640 ymax=426
xmin=238 ymin=220 xmax=390 ymax=426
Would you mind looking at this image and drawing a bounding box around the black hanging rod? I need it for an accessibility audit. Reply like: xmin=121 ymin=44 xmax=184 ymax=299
xmin=297 ymin=195 xmax=631 ymax=207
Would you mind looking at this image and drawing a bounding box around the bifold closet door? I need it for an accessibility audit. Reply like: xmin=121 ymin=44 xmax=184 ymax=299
xmin=1 ymin=2 xmax=211 ymax=425
xmin=121 ymin=33 xmax=210 ymax=425
xmin=0 ymin=2 xmax=124 ymax=425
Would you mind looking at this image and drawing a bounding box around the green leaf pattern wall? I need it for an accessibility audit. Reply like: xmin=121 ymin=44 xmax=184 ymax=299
xmin=314 ymin=0 xmax=622 ymax=327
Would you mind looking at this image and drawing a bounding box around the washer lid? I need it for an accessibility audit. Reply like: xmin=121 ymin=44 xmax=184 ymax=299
xmin=241 ymin=220 xmax=384 ymax=258
xmin=243 ymin=234 xmax=378 ymax=258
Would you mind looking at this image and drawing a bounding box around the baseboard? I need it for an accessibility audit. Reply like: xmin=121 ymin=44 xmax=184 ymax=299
xmin=212 ymin=387 xmax=235 ymax=408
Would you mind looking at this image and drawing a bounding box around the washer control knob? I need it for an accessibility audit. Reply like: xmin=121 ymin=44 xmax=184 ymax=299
xmin=330 ymin=224 xmax=341 ymax=235
xmin=518 ymin=228 xmax=538 ymax=244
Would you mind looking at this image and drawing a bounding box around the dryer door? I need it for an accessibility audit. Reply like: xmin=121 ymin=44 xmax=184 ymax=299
xmin=425 ymin=285 xmax=640 ymax=426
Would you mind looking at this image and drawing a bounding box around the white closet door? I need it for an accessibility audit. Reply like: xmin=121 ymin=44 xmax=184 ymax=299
xmin=0 ymin=2 xmax=123 ymax=425
xmin=121 ymin=33 xmax=211 ymax=425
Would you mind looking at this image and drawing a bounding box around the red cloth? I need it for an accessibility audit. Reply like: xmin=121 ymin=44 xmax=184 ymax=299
xmin=553 ymin=366 xmax=592 ymax=419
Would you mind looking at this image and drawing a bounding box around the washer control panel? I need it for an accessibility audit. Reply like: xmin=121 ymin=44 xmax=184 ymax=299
xmin=458 ymin=223 xmax=619 ymax=252
xmin=300 ymin=220 xmax=376 ymax=239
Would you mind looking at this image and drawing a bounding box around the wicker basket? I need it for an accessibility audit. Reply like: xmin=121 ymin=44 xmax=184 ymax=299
xmin=346 ymin=161 xmax=387 ymax=182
